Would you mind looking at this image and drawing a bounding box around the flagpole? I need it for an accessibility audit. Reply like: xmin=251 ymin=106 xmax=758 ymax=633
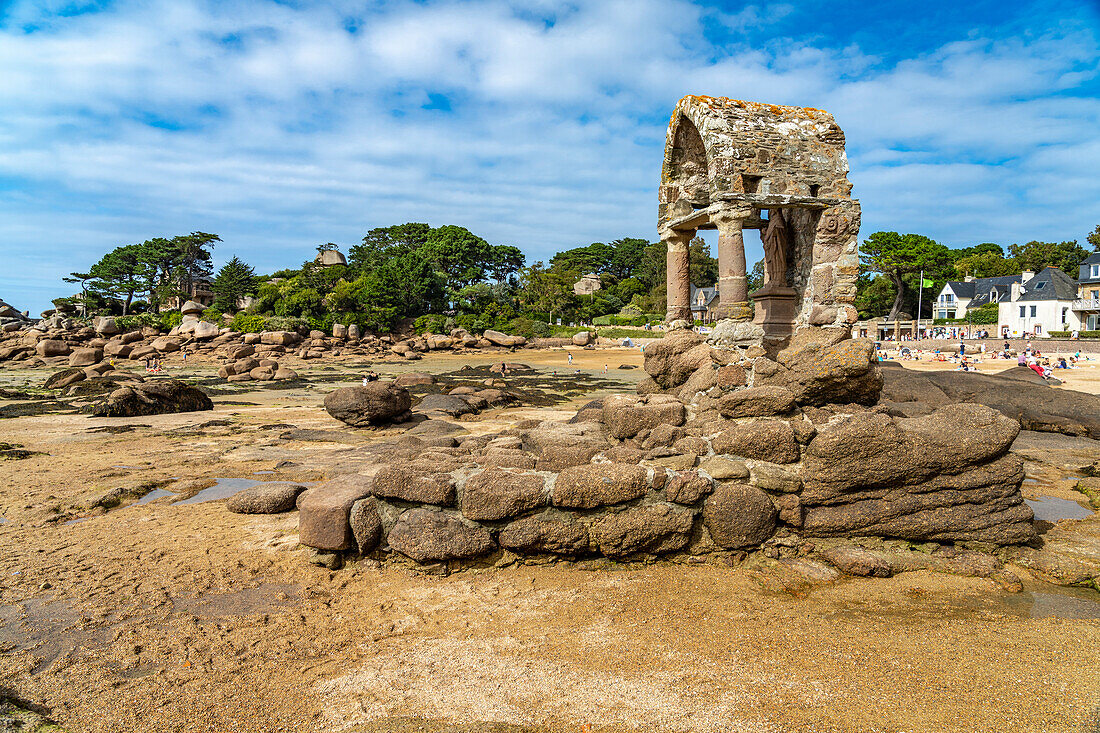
xmin=917 ymin=269 xmax=924 ymax=340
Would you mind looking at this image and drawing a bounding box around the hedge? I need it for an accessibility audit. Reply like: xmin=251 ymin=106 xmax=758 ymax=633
xmin=1047 ymin=331 xmax=1100 ymax=339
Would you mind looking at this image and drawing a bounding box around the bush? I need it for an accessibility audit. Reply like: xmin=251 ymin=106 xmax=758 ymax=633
xmin=261 ymin=316 xmax=309 ymax=333
xmin=596 ymin=327 xmax=664 ymax=340
xmin=159 ymin=311 xmax=183 ymax=330
xmin=504 ymin=317 xmax=551 ymax=340
xmin=592 ymin=313 xmax=662 ymax=327
xmin=413 ymin=314 xmax=448 ymax=335
xmin=201 ymin=307 xmax=224 ymax=324
xmin=230 ymin=313 xmax=265 ymax=333
xmin=115 ymin=313 xmax=159 ymax=330
xmin=1049 ymin=330 xmax=1100 ymax=339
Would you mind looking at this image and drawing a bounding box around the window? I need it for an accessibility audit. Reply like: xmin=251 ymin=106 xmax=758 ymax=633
xmin=1019 ymin=306 xmax=1026 ymax=318
xmin=1035 ymin=324 xmax=1042 ymax=334
xmin=1035 ymin=281 xmax=1046 ymax=289
xmin=990 ymin=290 xmax=996 ymax=300
xmin=1092 ymin=289 xmax=1099 ymax=300
xmin=1091 ymin=264 xmax=1100 ymax=278
xmin=1030 ymin=305 xmax=1037 ymax=318
xmin=1062 ymin=308 xmax=1068 ymax=324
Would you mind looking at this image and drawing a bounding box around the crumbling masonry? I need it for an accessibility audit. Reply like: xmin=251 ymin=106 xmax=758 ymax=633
xmin=659 ymin=95 xmax=861 ymax=339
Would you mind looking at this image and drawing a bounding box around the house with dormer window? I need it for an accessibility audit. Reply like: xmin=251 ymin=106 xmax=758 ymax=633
xmin=690 ymin=284 xmax=720 ymax=323
xmin=998 ymin=267 xmax=1080 ymax=337
xmin=934 ymin=275 xmax=1021 ymax=320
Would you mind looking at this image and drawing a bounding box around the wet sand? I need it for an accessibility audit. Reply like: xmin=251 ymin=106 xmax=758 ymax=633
xmin=2 ymin=348 xmax=1100 ymax=732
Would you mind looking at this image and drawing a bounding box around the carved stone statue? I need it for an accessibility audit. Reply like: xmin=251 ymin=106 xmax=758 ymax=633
xmin=761 ymin=211 xmax=790 ymax=289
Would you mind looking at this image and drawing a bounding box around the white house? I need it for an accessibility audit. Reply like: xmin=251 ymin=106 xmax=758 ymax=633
xmin=997 ymin=267 xmax=1081 ymax=337
xmin=934 ymin=274 xmax=1021 ymax=320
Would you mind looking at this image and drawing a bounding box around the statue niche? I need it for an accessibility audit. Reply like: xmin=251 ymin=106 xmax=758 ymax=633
xmin=756 ymin=211 xmax=794 ymax=296
xmin=751 ymin=210 xmax=798 ymax=334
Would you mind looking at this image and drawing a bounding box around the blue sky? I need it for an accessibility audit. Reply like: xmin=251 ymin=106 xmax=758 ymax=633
xmin=1 ymin=0 xmax=1099 ymax=314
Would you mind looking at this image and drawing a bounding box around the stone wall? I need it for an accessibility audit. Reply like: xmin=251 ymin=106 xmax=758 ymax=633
xmin=295 ymin=330 xmax=1036 ymax=568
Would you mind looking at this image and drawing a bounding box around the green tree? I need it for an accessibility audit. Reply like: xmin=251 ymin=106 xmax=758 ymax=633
xmin=550 ymin=242 xmax=614 ymax=274
xmin=88 ymin=244 xmax=147 ymax=315
xmin=953 ymin=251 xmax=1017 ymax=278
xmin=1087 ymin=225 xmax=1100 ymax=251
xmin=349 ymin=223 xmax=432 ymax=272
xmin=62 ymin=271 xmax=93 ymax=316
xmin=1008 ymin=240 xmax=1090 ymax=275
xmin=136 ymin=237 xmax=180 ymax=311
xmin=172 ymin=231 xmax=221 ymax=297
xmin=211 ymin=256 xmax=257 ymax=313
xmin=860 ymin=232 xmax=953 ymax=320
xmin=606 ymin=238 xmax=651 ymax=281
xmin=747 ymin=259 xmax=765 ymax=293
xmin=854 ymin=274 xmax=896 ymax=319
xmin=688 ymin=236 xmax=718 ymax=286
xmin=421 ymin=225 xmax=493 ymax=289
xmin=518 ymin=262 xmax=575 ymax=320
xmin=487 ymin=245 xmax=525 ymax=283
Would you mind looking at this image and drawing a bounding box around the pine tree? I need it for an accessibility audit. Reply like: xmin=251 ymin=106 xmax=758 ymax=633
xmin=212 ymin=256 xmax=257 ymax=313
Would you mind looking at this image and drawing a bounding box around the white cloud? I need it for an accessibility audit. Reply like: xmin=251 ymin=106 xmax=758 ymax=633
xmin=0 ymin=0 xmax=1097 ymax=312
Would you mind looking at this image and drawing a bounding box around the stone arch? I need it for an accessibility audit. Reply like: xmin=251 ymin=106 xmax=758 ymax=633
xmin=658 ymin=95 xmax=861 ymax=343
xmin=661 ymin=112 xmax=711 ymax=220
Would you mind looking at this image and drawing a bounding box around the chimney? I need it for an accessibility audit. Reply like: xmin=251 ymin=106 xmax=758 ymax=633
xmin=964 ymin=275 xmax=975 ymax=282
xmin=1010 ymin=282 xmax=1022 ymax=301
xmin=1021 ymin=270 xmax=1035 ymax=282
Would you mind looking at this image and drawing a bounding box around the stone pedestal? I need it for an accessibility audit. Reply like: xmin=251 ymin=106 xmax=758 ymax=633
xmin=751 ymin=285 xmax=799 ymax=338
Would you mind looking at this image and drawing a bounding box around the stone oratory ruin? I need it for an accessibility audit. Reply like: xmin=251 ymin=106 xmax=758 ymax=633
xmin=660 ymin=95 xmax=860 ymax=344
xmin=281 ymin=96 xmax=1037 ymax=575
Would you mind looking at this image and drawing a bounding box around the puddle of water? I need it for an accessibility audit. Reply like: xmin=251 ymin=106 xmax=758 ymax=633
xmin=172 ymin=583 xmax=300 ymax=619
xmin=1023 ymin=477 xmax=1040 ymax=484
xmin=111 ymin=465 xmax=140 ymax=470
xmin=252 ymin=470 xmax=275 ymax=475
xmin=133 ymin=488 xmax=176 ymax=505
xmin=0 ymin=597 xmax=118 ymax=673
xmin=1022 ymin=592 xmax=1100 ymax=620
xmin=1025 ymin=496 xmax=1094 ymax=522
xmin=0 ymin=517 xmax=8 ymax=524
xmin=173 ymin=477 xmax=263 ymax=505
xmin=173 ymin=478 xmax=315 ymax=505
xmin=63 ymin=517 xmax=90 ymax=525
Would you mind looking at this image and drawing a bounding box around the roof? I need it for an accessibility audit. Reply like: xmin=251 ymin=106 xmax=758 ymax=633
xmin=690 ymin=284 xmax=719 ymax=311
xmin=966 ymin=283 xmax=1016 ymax=309
xmin=1080 ymin=252 xmax=1100 ymax=283
xmin=943 ymin=275 xmax=1020 ymax=300
xmin=1017 ymin=267 xmax=1078 ymax=301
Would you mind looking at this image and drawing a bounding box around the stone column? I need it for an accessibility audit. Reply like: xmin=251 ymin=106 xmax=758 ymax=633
xmin=663 ymin=229 xmax=693 ymax=324
xmin=713 ymin=209 xmax=753 ymax=321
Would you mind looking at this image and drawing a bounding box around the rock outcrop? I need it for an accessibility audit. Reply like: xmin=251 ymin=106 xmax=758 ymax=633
xmin=800 ymin=404 xmax=1034 ymax=544
xmin=324 ymin=383 xmax=412 ymax=426
xmin=89 ymin=379 xmax=213 ymax=417
xmin=879 ymin=362 xmax=1100 ymax=439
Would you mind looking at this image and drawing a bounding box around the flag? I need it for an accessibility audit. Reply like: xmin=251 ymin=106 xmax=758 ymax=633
xmin=922 ymin=278 xmax=933 ymax=287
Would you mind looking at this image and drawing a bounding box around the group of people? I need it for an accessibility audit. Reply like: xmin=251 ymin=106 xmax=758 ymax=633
xmin=879 ymin=339 xmax=1090 ymax=380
